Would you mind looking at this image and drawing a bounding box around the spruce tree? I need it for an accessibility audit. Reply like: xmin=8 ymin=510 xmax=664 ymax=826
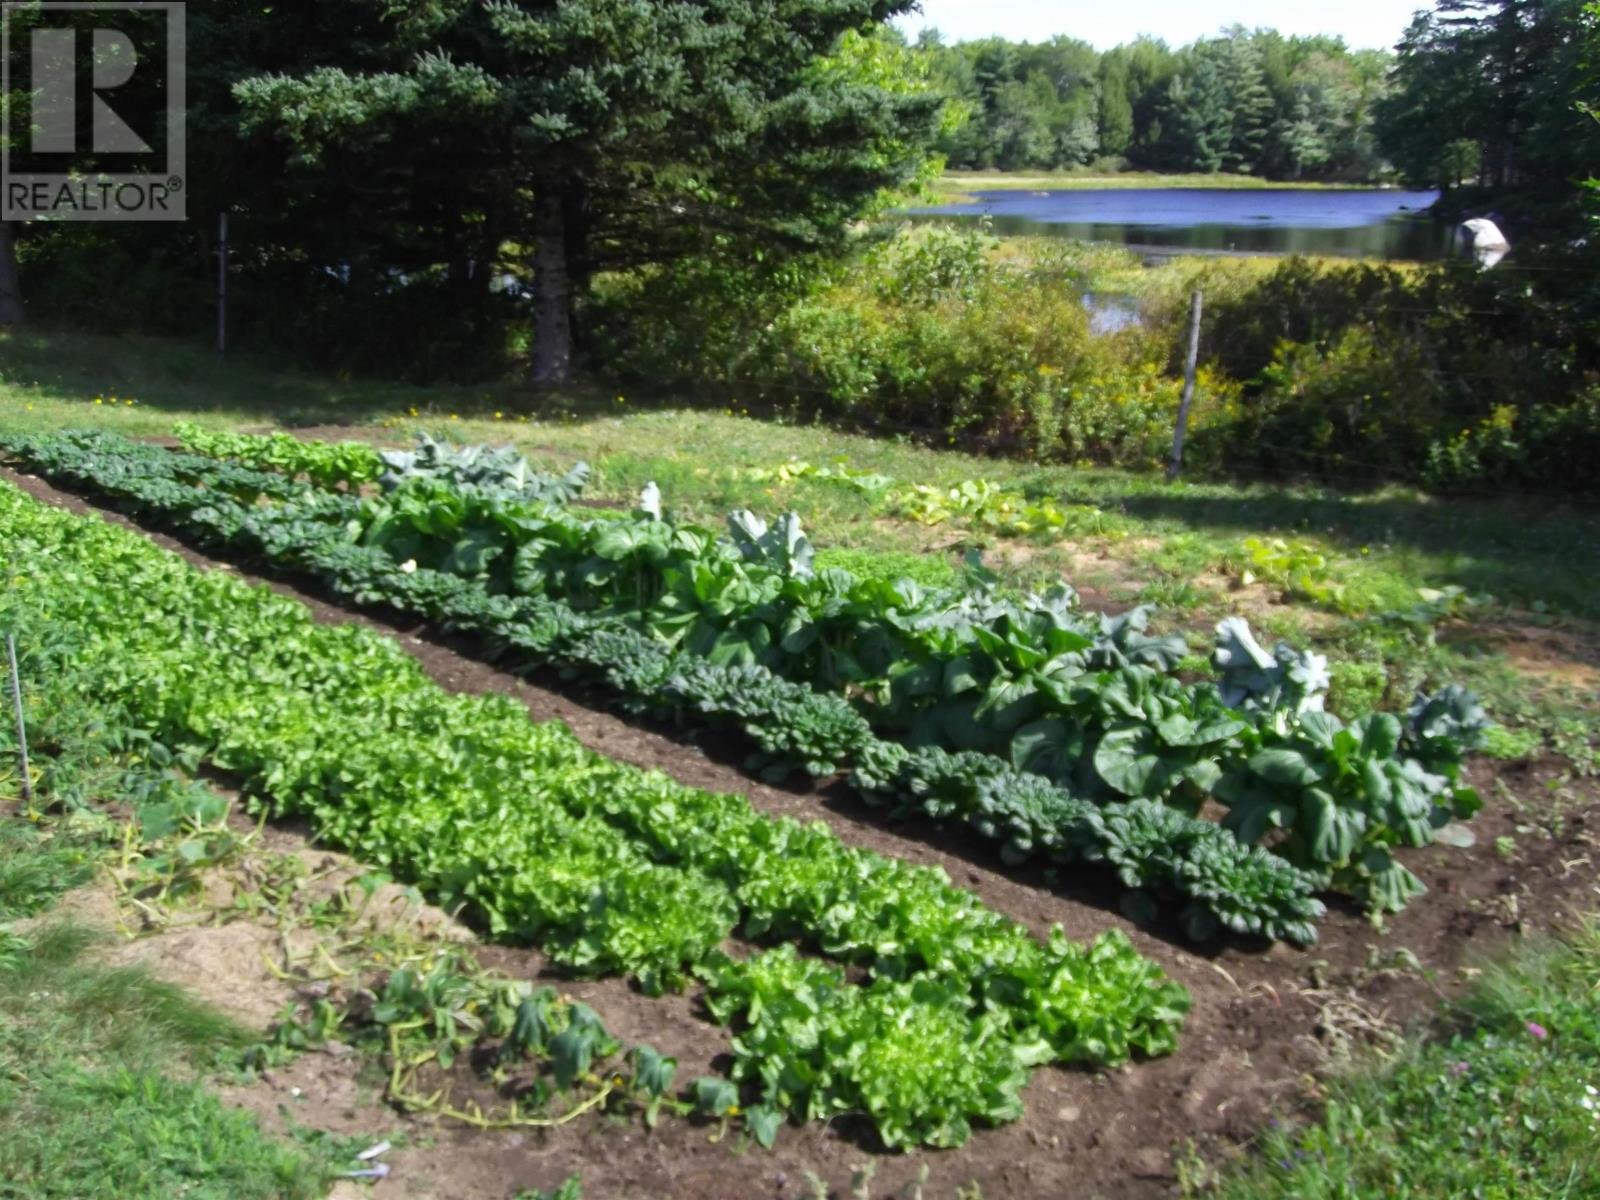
xmin=237 ymin=0 xmax=942 ymax=386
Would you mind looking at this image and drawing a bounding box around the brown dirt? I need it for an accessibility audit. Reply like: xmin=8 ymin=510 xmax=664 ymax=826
xmin=1469 ymin=617 xmax=1600 ymax=692
xmin=6 ymin=464 xmax=1600 ymax=1200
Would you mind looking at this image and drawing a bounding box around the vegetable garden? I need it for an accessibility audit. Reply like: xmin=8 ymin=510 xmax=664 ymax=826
xmin=0 ymin=423 xmax=1538 ymax=1195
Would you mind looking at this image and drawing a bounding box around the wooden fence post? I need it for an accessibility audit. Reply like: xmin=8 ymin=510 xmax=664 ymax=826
xmin=1167 ymin=289 xmax=1204 ymax=481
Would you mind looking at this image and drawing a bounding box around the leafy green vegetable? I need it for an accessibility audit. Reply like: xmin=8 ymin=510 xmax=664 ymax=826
xmin=377 ymin=431 xmax=591 ymax=502
xmin=0 ymin=476 xmax=1192 ymax=1147
xmin=0 ymin=429 xmax=1491 ymax=932
xmin=174 ymin=422 xmax=382 ymax=491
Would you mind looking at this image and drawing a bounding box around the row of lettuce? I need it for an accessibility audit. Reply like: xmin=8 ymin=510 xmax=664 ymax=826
xmin=0 ymin=478 xmax=1188 ymax=1150
xmin=6 ymin=429 xmax=1491 ymax=935
xmin=0 ymin=627 xmax=692 ymax=1141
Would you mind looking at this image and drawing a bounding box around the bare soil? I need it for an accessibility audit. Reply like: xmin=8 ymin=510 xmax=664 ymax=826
xmin=1470 ymin=616 xmax=1600 ymax=691
xmin=6 ymin=464 xmax=1599 ymax=1200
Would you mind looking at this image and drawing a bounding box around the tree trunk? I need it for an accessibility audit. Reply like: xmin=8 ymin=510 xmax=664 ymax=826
xmin=529 ymin=179 xmax=572 ymax=388
xmin=0 ymin=222 xmax=23 ymax=327
xmin=563 ymin=179 xmax=591 ymax=366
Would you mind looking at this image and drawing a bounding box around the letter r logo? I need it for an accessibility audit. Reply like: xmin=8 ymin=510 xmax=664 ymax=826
xmin=2 ymin=2 xmax=188 ymax=222
xmin=31 ymin=24 xmax=151 ymax=153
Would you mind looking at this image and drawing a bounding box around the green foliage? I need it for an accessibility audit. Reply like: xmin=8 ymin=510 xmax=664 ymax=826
xmin=813 ymin=548 xmax=958 ymax=591
xmin=1421 ymin=393 xmax=1600 ymax=491
xmin=889 ymin=479 xmax=1075 ymax=537
xmin=742 ymin=456 xmax=1109 ymax=541
xmin=859 ymin=745 xmax=1325 ymax=944
xmin=599 ymin=229 xmax=1229 ymax=467
xmin=376 ymin=432 xmax=591 ymax=502
xmin=1479 ymin=723 xmax=1541 ymax=761
xmin=1326 ymin=660 xmax=1388 ymax=721
xmin=230 ymin=0 xmax=946 ymax=383
xmin=1214 ymin=702 xmax=1488 ymax=914
xmin=0 ymin=475 xmax=1192 ymax=1147
xmin=4 ymin=428 xmax=1493 ymax=933
xmin=1212 ymin=919 xmax=1600 ymax=1198
xmin=703 ymin=945 xmax=1038 ymax=1149
xmin=517 ymin=1179 xmax=582 ymax=1200
xmin=1376 ymin=0 xmax=1600 ymax=200
xmin=0 ymin=1065 xmax=330 ymax=1200
xmin=265 ymin=943 xmax=684 ymax=1124
xmin=0 ymin=923 xmax=332 ymax=1200
xmin=1235 ymin=537 xmax=1354 ymax=613
xmin=927 ymin=27 xmax=1390 ymax=181
xmin=174 ymin=422 xmax=383 ymax=490
xmin=0 ymin=824 xmax=97 ymax=919
xmin=1189 ymin=257 xmax=1600 ymax=494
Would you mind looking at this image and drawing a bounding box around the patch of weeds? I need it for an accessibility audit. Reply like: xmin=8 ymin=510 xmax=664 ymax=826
xmin=1143 ymin=532 xmax=1219 ymax=581
xmin=1545 ymin=716 xmax=1600 ymax=775
xmin=1139 ymin=577 xmax=1211 ymax=611
xmin=516 ymin=1178 xmax=583 ymax=1200
xmin=1452 ymin=658 xmax=1600 ymax=776
xmin=1326 ymin=620 xmax=1481 ymax=715
xmin=0 ymin=922 xmax=340 ymax=1200
xmin=814 ymin=547 xmax=958 ymax=591
xmin=1233 ymin=536 xmax=1353 ymax=613
xmin=1204 ymin=919 xmax=1600 ymax=1199
xmin=0 ymin=819 xmax=101 ymax=919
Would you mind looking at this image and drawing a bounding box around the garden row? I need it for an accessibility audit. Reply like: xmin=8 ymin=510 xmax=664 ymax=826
xmin=0 ymin=478 xmax=1190 ymax=1150
xmin=167 ymin=428 xmax=1493 ymax=923
xmin=6 ymin=429 xmax=1335 ymax=943
xmin=0 ymin=652 xmax=683 ymax=1139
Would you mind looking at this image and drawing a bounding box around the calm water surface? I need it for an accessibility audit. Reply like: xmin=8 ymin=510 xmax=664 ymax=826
xmin=909 ymin=188 xmax=1446 ymax=260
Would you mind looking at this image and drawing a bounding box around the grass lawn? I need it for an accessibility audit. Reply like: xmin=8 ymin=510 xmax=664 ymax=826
xmin=1198 ymin=919 xmax=1600 ymax=1199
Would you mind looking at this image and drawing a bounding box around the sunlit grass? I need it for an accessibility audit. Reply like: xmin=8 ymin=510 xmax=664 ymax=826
xmin=0 ymin=918 xmax=336 ymax=1199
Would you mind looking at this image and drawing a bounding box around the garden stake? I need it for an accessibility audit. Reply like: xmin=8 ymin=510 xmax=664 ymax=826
xmin=5 ymin=634 xmax=30 ymax=805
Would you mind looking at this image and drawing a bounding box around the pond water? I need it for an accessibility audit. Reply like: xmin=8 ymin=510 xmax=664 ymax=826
xmin=908 ymin=187 xmax=1447 ymax=260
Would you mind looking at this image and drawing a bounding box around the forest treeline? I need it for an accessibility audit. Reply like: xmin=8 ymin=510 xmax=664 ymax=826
xmin=920 ymin=27 xmax=1392 ymax=181
xmin=919 ymin=0 xmax=1600 ymax=191
xmin=1382 ymin=0 xmax=1598 ymax=202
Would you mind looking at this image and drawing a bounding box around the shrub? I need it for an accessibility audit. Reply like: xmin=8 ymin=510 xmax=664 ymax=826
xmin=1187 ymin=255 xmax=1600 ymax=493
xmin=594 ymin=227 xmax=1223 ymax=467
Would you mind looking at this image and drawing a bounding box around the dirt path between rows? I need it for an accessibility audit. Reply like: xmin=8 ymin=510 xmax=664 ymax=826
xmin=6 ymin=463 xmax=1599 ymax=1200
